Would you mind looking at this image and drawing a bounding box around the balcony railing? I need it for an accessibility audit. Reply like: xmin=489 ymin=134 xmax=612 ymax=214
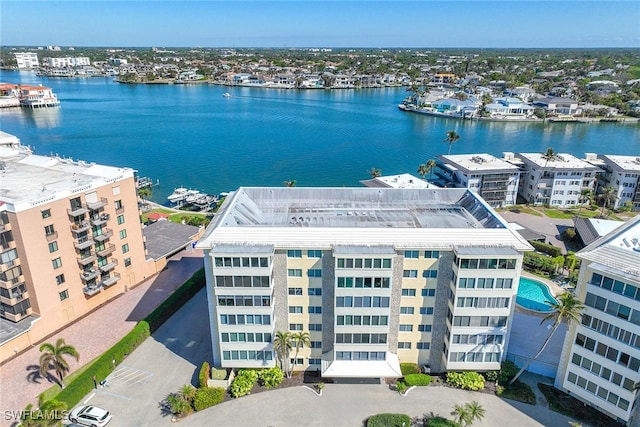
xmin=93 ymin=229 xmax=113 ymax=242
xmin=77 ymin=253 xmax=97 ymax=266
xmin=0 ymin=289 xmax=29 ymax=305
xmin=45 ymin=231 xmax=58 ymax=242
xmin=86 ymin=197 xmax=108 ymax=210
xmin=67 ymin=206 xmax=88 ymax=217
xmin=96 ymin=244 xmax=116 ymax=257
xmin=74 ymin=236 xmax=94 ymax=250
xmin=83 ymin=284 xmax=103 ymax=297
xmin=99 ymin=258 xmax=118 ymax=272
xmin=90 ymin=213 xmax=110 ymax=226
xmin=70 ymin=221 xmax=91 ymax=234
xmin=80 ymin=269 xmax=100 ymax=282
xmin=101 ymin=273 xmax=121 ymax=288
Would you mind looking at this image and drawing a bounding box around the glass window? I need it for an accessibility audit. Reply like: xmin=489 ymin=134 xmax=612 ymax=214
xmin=124 ymin=257 xmax=132 ymax=267
xmin=41 ymin=209 xmax=51 ymax=219
xmin=55 ymin=274 xmax=65 ymax=285
xmin=117 ymin=214 xmax=125 ymax=225
xmin=44 ymin=224 xmax=55 ymax=236
xmin=59 ymin=290 xmax=69 ymax=301
xmin=122 ymin=243 xmax=130 ymax=254
xmin=51 ymin=257 xmax=62 ymax=269
xmin=287 ymin=250 xmax=302 ymax=258
xmin=119 ymin=229 xmax=127 ymax=239
xmin=48 ymin=241 xmax=58 ymax=253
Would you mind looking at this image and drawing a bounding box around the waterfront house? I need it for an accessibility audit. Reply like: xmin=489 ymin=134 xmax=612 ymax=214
xmin=430 ymin=97 xmax=479 ymax=117
xmin=484 ymin=97 xmax=536 ymax=119
xmin=196 ymin=187 xmax=531 ymax=377
xmin=503 ymin=86 xmax=537 ymax=102
xmin=299 ymin=74 xmax=324 ymax=89
xmin=532 ymin=96 xmax=581 ymax=116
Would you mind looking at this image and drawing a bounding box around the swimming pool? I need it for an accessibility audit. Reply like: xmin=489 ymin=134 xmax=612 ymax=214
xmin=516 ymin=277 xmax=558 ymax=312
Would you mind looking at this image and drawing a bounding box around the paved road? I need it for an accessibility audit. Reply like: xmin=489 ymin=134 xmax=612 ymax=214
xmin=0 ymin=250 xmax=203 ymax=427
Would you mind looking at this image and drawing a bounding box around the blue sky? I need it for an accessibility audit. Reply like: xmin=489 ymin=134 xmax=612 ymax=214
xmin=2 ymin=1 xmax=638 ymax=48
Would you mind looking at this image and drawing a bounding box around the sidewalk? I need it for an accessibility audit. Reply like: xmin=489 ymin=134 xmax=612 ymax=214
xmin=0 ymin=249 xmax=203 ymax=422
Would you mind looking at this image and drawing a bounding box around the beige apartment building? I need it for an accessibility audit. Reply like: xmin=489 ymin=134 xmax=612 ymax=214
xmin=0 ymin=132 xmax=155 ymax=362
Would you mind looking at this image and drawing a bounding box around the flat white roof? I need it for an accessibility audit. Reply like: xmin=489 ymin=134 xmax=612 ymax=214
xmin=438 ymin=153 xmax=520 ymax=173
xmin=360 ymin=173 xmax=435 ymax=189
xmin=516 ymin=152 xmax=601 ymax=171
xmin=599 ymin=155 xmax=640 ymax=173
xmin=322 ymin=352 xmax=402 ymax=378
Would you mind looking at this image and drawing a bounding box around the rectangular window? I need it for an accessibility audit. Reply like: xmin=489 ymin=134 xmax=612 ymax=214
xmin=402 ymin=289 xmax=416 ymax=296
xmin=55 ymin=274 xmax=65 ymax=285
xmin=310 ymin=341 xmax=322 ymax=349
xmin=400 ymin=307 xmax=414 ymax=314
xmin=59 ymin=290 xmax=69 ymax=301
xmin=289 ymin=306 xmax=303 ymax=314
xmin=114 ymin=200 xmax=123 ymax=210
xmin=308 ymin=288 xmax=322 ymax=296
xmin=287 ymin=249 xmax=302 ymax=258
xmin=51 ymin=257 xmax=62 ymax=269
xmin=41 ymin=209 xmax=51 ymax=219
xmin=399 ymin=324 xmax=413 ymax=332
xmin=418 ymin=324 xmax=432 ymax=332
xmin=117 ymin=214 xmax=125 ymax=225
xmin=421 ymin=289 xmax=436 ymax=297
xmin=308 ymin=269 xmax=322 ymax=277
xmin=122 ymin=243 xmax=129 ymax=254
xmin=44 ymin=224 xmax=55 ymax=235
xmin=403 ymin=270 xmax=418 ymax=278
xmin=289 ymin=323 xmax=303 ymax=331
xmin=417 ymin=342 xmax=430 ymax=350
xmin=404 ymin=250 xmax=419 ymax=259
xmin=124 ymin=257 xmax=132 ymax=267
xmin=423 ymin=270 xmax=438 ymax=278
xmin=288 ymin=287 xmax=302 ymax=295
xmin=308 ymin=306 xmax=322 ymax=314
xmin=424 ymin=250 xmax=440 ymax=258
xmin=287 ymin=269 xmax=303 ymax=277
xmin=48 ymin=241 xmax=58 ymax=253
xmin=309 ymin=323 xmax=322 ymax=331
xmin=420 ymin=307 xmax=434 ymax=315
xmin=119 ymin=229 xmax=127 ymax=239
xmin=307 ymin=250 xmax=322 ymax=258
xmin=398 ymin=342 xmax=411 ymax=349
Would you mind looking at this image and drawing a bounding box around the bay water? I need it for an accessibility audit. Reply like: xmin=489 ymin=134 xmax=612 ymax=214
xmin=1 ymin=70 xmax=639 ymax=202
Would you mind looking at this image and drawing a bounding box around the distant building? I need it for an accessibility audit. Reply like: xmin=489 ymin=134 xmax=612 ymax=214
xmin=197 ymin=187 xmax=531 ymax=378
xmin=436 ymin=154 xmax=521 ymax=208
xmin=0 ymin=132 xmax=156 ymax=362
xmin=43 ymin=57 xmax=91 ymax=68
xmin=360 ymin=173 xmax=435 ymax=189
xmin=509 ymin=152 xmax=601 ymax=208
xmin=532 ymin=96 xmax=581 ymax=116
xmin=555 ymin=216 xmax=640 ymax=425
xmin=14 ymin=52 xmax=39 ymax=69
xmin=586 ymin=154 xmax=640 ymax=210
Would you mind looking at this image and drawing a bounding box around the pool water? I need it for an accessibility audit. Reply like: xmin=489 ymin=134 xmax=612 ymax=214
xmin=516 ymin=277 xmax=558 ymax=312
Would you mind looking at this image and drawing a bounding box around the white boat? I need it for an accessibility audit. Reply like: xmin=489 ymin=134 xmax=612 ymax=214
xmin=167 ymin=188 xmax=189 ymax=203
xmin=222 ymin=93 xmax=231 ymax=98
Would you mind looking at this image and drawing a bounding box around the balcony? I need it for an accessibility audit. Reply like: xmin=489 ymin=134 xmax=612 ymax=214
xmin=86 ymin=197 xmax=108 ymax=210
xmin=0 ymin=275 xmax=24 ymax=290
xmin=96 ymin=243 xmax=116 ymax=257
xmin=77 ymin=253 xmax=97 ymax=266
xmin=80 ymin=269 xmax=100 ymax=282
xmin=0 ymin=289 xmax=29 ymax=305
xmin=115 ymin=205 xmax=125 ymax=215
xmin=99 ymin=258 xmax=118 ymax=272
xmin=70 ymin=221 xmax=91 ymax=234
xmin=90 ymin=213 xmax=110 ymax=226
xmin=45 ymin=231 xmax=58 ymax=242
xmin=67 ymin=205 xmax=88 ymax=217
xmin=93 ymin=229 xmax=113 ymax=242
xmin=83 ymin=284 xmax=103 ymax=297
xmin=74 ymin=236 xmax=94 ymax=250
xmin=101 ymin=273 xmax=121 ymax=288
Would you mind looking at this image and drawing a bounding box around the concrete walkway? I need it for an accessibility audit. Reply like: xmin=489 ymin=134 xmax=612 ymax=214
xmin=0 ymin=249 xmax=203 ymax=427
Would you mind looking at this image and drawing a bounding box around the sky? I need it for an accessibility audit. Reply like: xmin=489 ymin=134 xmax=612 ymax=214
xmin=1 ymin=1 xmax=639 ymax=48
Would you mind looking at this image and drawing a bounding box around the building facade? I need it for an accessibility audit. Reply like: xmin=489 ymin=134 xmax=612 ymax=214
xmin=555 ymin=216 xmax=640 ymax=425
xmin=14 ymin=52 xmax=39 ymax=69
xmin=587 ymin=154 xmax=640 ymax=210
xmin=197 ymin=187 xmax=531 ymax=378
xmin=0 ymin=133 xmax=155 ymax=362
xmin=436 ymin=154 xmax=521 ymax=208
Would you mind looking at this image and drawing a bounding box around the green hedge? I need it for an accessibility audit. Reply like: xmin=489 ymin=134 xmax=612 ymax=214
xmin=230 ymin=369 xmax=258 ymax=398
xmin=199 ymin=361 xmax=211 ymax=388
xmin=367 ymin=413 xmax=411 ymax=427
xmin=523 ymin=251 xmax=563 ymax=274
xmin=404 ymin=373 xmax=431 ymax=386
xmin=193 ymin=387 xmax=225 ymax=411
xmin=400 ymin=362 xmax=420 ymax=376
xmin=528 ymin=240 xmax=562 ymax=257
xmin=446 ymin=371 xmax=485 ymax=391
xmin=427 ymin=417 xmax=458 ymax=427
xmin=257 ymin=367 xmax=284 ymax=389
xmin=45 ymin=268 xmax=205 ymax=408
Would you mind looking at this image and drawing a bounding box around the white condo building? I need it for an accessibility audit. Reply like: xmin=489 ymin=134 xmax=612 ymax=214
xmin=555 ymin=216 xmax=640 ymax=425
xmin=14 ymin=53 xmax=39 ymax=69
xmin=44 ymin=57 xmax=91 ymax=68
xmin=586 ymin=154 xmax=640 ymax=210
xmin=197 ymin=187 xmax=531 ymax=379
xmin=512 ymin=152 xmax=601 ymax=208
xmin=436 ymin=153 xmax=521 ymax=208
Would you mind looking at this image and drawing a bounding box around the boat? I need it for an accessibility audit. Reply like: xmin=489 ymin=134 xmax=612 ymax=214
xmin=167 ymin=187 xmax=190 ymax=204
xmin=222 ymin=93 xmax=231 ymax=98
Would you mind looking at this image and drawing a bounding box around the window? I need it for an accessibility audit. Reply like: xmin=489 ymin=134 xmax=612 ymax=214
xmin=424 ymin=250 xmax=440 ymax=258
xmin=122 ymin=243 xmax=129 ymax=254
xmin=402 ymin=289 xmax=416 ymax=297
xmin=308 ymin=269 xmax=322 ymax=278
xmin=288 ymin=269 xmax=302 ymax=277
xmin=119 ymin=229 xmax=127 ymax=239
xmin=41 ymin=209 xmax=51 ymax=219
xmin=403 ymin=270 xmax=418 ymax=278
xmin=289 ymin=306 xmax=303 ymax=314
xmin=59 ymin=290 xmax=69 ymax=301
xmin=400 ymin=307 xmax=414 ymax=314
xmin=287 ymin=249 xmax=302 ymax=258
xmin=310 ymin=341 xmax=322 ymax=349
xmin=418 ymin=324 xmax=432 ymax=332
xmin=114 ymin=200 xmax=123 ymax=210
xmin=117 ymin=214 xmax=125 ymax=225
xmin=423 ymin=270 xmax=438 ymax=278
xmin=421 ymin=289 xmax=435 ymax=297
xmin=289 ymin=323 xmax=303 ymax=331
xmin=48 ymin=241 xmax=58 ymax=253
xmin=51 ymin=257 xmax=62 ymax=269
xmin=55 ymin=274 xmax=65 ymax=285
xmin=308 ymin=306 xmax=322 ymax=314
xmin=398 ymin=342 xmax=411 ymax=349
xmin=308 ymin=288 xmax=322 ymax=296
xmin=404 ymin=250 xmax=419 ymax=258
xmin=417 ymin=342 xmax=430 ymax=350
xmin=124 ymin=257 xmax=132 ymax=267
xmin=307 ymin=250 xmax=322 ymax=258
xmin=420 ymin=307 xmax=434 ymax=315
xmin=309 ymin=323 xmax=322 ymax=331
xmin=44 ymin=224 xmax=55 ymax=236
xmin=399 ymin=324 xmax=413 ymax=332
xmin=309 ymin=358 xmax=321 ymax=365
xmin=288 ymin=287 xmax=302 ymax=295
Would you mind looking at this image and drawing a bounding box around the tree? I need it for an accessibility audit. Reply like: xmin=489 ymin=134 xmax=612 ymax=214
xmin=576 ymin=188 xmax=593 ymax=218
xmin=510 ymin=292 xmax=584 ymax=385
xmin=417 ymin=163 xmax=429 ymax=178
xmin=464 ymin=401 xmax=486 ymax=426
xmin=137 ymin=186 xmax=152 ymax=209
xmin=20 ymin=400 xmax=67 ymax=427
xmin=598 ymin=186 xmax=617 ymax=216
xmin=283 ymin=180 xmax=297 ymax=187
xmin=530 ymin=147 xmax=557 ymax=205
xmin=38 ymin=338 xmax=79 ymax=388
xmin=443 ymin=130 xmax=460 ymax=156
xmin=451 ymin=403 xmax=470 ymax=427
xmin=291 ymin=331 xmax=311 ymax=375
xmin=273 ymin=331 xmax=293 ymax=378
xmin=426 ymin=159 xmax=437 ymax=180
xmin=368 ymin=167 xmax=382 ymax=178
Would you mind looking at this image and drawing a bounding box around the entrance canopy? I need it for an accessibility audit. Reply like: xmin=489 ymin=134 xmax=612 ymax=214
xmin=321 ymin=352 xmax=402 ymax=378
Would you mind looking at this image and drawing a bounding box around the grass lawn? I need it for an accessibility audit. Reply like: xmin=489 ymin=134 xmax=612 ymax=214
xmin=543 ymin=207 xmax=602 ymax=219
xmin=503 ymin=207 xmax=543 ymax=216
xmin=141 ymin=208 xmax=212 ymax=227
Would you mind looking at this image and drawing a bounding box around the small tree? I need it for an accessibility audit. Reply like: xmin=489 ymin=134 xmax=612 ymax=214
xmin=291 ymin=331 xmax=311 ymax=375
xmin=273 ymin=331 xmax=293 ymax=377
xmin=443 ymin=130 xmax=460 ymax=156
xmin=368 ymin=167 xmax=382 ymax=178
xmin=38 ymin=339 xmax=79 ymax=388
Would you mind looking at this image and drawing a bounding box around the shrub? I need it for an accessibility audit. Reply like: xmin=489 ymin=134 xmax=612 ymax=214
xmin=498 ymin=360 xmax=519 ymax=384
xmin=523 ymin=251 xmax=561 ymax=274
xmin=199 ymin=361 xmax=211 ymax=388
xmin=193 ymin=387 xmax=225 ymax=411
xmin=400 ymin=362 xmax=420 ymax=376
xmin=404 ymin=373 xmax=431 ymax=386
xmin=367 ymin=413 xmax=411 ymax=427
xmin=528 ymin=240 xmax=562 ymax=257
xmin=498 ymin=380 xmax=536 ymax=405
xmin=483 ymin=370 xmax=499 ymax=382
xmin=396 ymin=381 xmax=406 ymax=394
xmin=257 ymin=367 xmax=284 ymax=389
xmin=446 ymin=371 xmax=485 ymax=391
xmin=427 ymin=417 xmax=458 ymax=427
xmin=230 ymin=369 xmax=258 ymax=398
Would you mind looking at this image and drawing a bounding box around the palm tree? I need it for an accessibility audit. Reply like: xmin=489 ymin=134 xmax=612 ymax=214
xmin=443 ymin=130 xmax=460 ymax=156
xmin=510 ymin=292 xmax=584 ymax=385
xmin=598 ymin=186 xmax=617 ymax=216
xmin=417 ymin=163 xmax=429 ymax=178
xmin=273 ymin=331 xmax=293 ymax=377
xmin=426 ymin=159 xmax=437 ymax=180
xmin=283 ymin=180 xmax=297 ymax=187
xmin=451 ymin=403 xmax=471 ymax=427
xmin=575 ymin=188 xmax=592 ymax=219
xmin=38 ymin=338 xmax=79 ymax=388
xmin=530 ymin=147 xmax=557 ymax=205
xmin=291 ymin=331 xmax=311 ymax=374
xmin=464 ymin=401 xmax=486 ymax=426
xmin=368 ymin=167 xmax=382 ymax=178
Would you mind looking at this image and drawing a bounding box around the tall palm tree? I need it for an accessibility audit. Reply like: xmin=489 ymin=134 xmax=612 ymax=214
xmin=273 ymin=331 xmax=293 ymax=377
xmin=368 ymin=168 xmax=382 ymax=178
xmin=575 ymin=188 xmax=593 ymax=219
xmin=443 ymin=130 xmax=460 ymax=156
xmin=599 ymin=186 xmax=617 ymax=216
xmin=530 ymin=147 xmax=557 ymax=205
xmin=291 ymin=331 xmax=311 ymax=374
xmin=417 ymin=164 xmax=429 ymax=178
xmin=510 ymin=292 xmax=584 ymax=385
xmin=426 ymin=159 xmax=437 ymax=180
xmin=38 ymin=338 xmax=79 ymax=388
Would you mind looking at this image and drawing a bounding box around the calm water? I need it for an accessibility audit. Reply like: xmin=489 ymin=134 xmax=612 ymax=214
xmin=516 ymin=277 xmax=557 ymax=312
xmin=1 ymin=70 xmax=639 ymax=202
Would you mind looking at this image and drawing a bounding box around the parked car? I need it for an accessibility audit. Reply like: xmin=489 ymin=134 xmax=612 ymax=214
xmin=68 ymin=405 xmax=112 ymax=427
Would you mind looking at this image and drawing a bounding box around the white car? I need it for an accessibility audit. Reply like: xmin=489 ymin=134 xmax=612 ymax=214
xmin=68 ymin=405 xmax=112 ymax=427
